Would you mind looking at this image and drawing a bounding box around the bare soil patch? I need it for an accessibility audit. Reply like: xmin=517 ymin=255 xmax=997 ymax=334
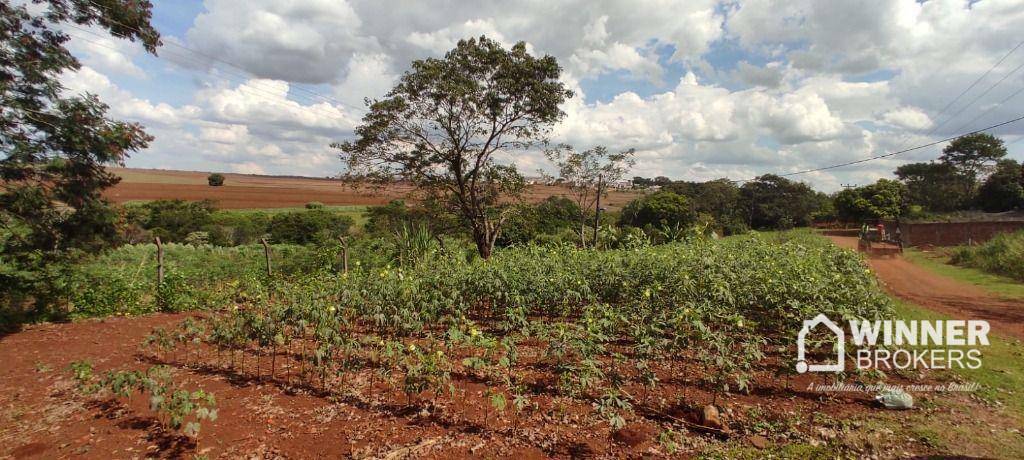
xmin=0 ymin=311 xmax=957 ymax=459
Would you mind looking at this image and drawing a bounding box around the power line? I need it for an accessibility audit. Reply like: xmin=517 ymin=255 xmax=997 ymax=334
xmin=929 ymin=58 xmax=1024 ymax=136
xmin=925 ymin=39 xmax=1024 ymax=129
xmin=733 ymin=40 xmax=1024 ymax=184
xmin=949 ymin=83 xmax=1024 ymax=135
xmin=887 ymin=39 xmax=1024 ymax=153
xmin=732 ymin=114 xmax=1024 ymax=183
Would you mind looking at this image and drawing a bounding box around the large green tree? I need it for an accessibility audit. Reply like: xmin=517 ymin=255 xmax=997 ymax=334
xmin=975 ymin=159 xmax=1024 ymax=212
xmin=666 ymin=179 xmax=747 ymax=235
xmin=940 ymin=133 xmax=1007 ymax=195
xmin=894 ymin=162 xmax=971 ymax=212
xmin=833 ymin=179 xmax=906 ymax=222
xmin=336 ymin=37 xmax=572 ymax=259
xmin=1 ymin=0 xmax=159 ymax=310
xmin=739 ymin=175 xmax=821 ymax=229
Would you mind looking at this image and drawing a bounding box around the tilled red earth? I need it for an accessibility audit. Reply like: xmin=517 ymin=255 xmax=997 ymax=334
xmin=0 ymin=311 xmax=965 ymax=459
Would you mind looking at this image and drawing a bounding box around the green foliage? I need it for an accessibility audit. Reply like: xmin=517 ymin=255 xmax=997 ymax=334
xmin=498 ymin=196 xmax=582 ymax=246
xmin=740 ymin=174 xmax=824 ymax=229
xmin=337 ymin=36 xmax=572 ymax=259
xmin=833 ymin=179 xmax=907 ymax=222
xmin=618 ymin=191 xmax=695 ymax=229
xmin=267 ymin=210 xmax=354 ymax=245
xmin=60 ymin=243 xmax=337 ymax=318
xmin=0 ymin=0 xmax=159 ymax=311
xmin=304 ymin=201 xmax=324 ymax=210
xmin=940 ymin=132 xmax=1007 ymax=186
xmin=207 ymin=173 xmax=225 ymax=186
xmin=133 ymin=199 xmax=217 ymax=242
xmin=70 ymin=363 xmax=218 ymax=440
xmin=666 ymin=179 xmax=748 ymax=235
xmin=951 ymin=230 xmax=1024 ymax=281
xmin=363 ymin=200 xmax=434 ymax=236
xmin=975 ymin=159 xmax=1024 ymax=212
xmin=894 ymin=162 xmax=971 ymax=213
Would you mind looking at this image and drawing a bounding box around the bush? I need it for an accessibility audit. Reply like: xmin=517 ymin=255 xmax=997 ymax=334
xmin=132 ymin=200 xmax=216 ymax=242
xmin=208 ymin=211 xmax=270 ymax=245
xmin=207 ymin=173 xmax=225 ymax=186
xmin=951 ymin=230 xmax=1024 ymax=280
xmin=305 ymin=202 xmax=324 ymax=210
xmin=618 ymin=191 xmax=695 ymax=229
xmin=497 ymin=196 xmax=582 ymax=246
xmin=268 ymin=210 xmax=354 ymax=245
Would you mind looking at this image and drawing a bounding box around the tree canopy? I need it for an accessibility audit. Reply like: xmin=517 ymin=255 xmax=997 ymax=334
xmin=975 ymin=159 xmax=1024 ymax=212
xmin=1 ymin=0 xmax=160 ymax=309
xmin=543 ymin=144 xmax=634 ymax=246
xmin=739 ymin=175 xmax=822 ymax=229
xmin=336 ymin=36 xmax=572 ymax=259
xmin=618 ymin=191 xmax=694 ymax=229
xmin=833 ymin=179 xmax=906 ymax=222
xmin=940 ymin=132 xmax=1007 ymax=185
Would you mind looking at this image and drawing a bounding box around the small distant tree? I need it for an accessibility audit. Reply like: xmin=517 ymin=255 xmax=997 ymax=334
xmin=336 ymin=36 xmax=572 ymax=259
xmin=543 ymin=145 xmax=635 ymax=247
xmin=207 ymin=173 xmax=225 ymax=186
xmin=653 ymin=176 xmax=672 ymax=186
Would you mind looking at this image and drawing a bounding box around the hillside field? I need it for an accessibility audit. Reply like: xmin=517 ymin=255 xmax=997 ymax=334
xmin=104 ymin=168 xmax=643 ymax=211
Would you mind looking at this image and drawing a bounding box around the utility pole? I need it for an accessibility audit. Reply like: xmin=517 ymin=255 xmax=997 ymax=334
xmin=592 ymin=174 xmax=602 ymax=245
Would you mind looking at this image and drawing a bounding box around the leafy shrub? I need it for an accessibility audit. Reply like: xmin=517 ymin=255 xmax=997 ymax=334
xmin=268 ymin=210 xmax=354 ymax=245
xmin=305 ymin=202 xmax=324 ymax=210
xmin=618 ymin=191 xmax=695 ymax=229
xmin=207 ymin=173 xmax=225 ymax=186
xmin=208 ymin=211 xmax=271 ymax=245
xmin=364 ymin=200 xmax=431 ymax=235
xmin=951 ymin=230 xmax=1024 ymax=280
xmin=132 ymin=199 xmax=216 ymax=242
xmin=498 ymin=196 xmax=581 ymax=246
xmin=184 ymin=231 xmax=210 ymax=246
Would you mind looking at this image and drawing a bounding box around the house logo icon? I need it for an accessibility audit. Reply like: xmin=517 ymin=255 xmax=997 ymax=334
xmin=795 ymin=313 xmax=845 ymax=373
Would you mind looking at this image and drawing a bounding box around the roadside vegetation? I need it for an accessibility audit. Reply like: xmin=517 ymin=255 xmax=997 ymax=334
xmin=950 ymin=230 xmax=1024 ymax=282
xmin=903 ymin=247 xmax=1024 ymax=299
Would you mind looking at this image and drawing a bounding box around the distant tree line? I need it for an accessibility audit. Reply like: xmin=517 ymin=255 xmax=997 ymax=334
xmin=122 ymin=200 xmax=354 ymax=246
xmin=834 ymin=132 xmax=1021 ymax=222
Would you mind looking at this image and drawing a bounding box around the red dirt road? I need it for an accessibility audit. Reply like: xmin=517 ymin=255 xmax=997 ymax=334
xmin=829 ymin=235 xmax=1024 ymax=340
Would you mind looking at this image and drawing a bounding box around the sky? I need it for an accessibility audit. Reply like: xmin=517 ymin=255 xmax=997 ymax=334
xmin=50 ymin=0 xmax=1024 ymax=192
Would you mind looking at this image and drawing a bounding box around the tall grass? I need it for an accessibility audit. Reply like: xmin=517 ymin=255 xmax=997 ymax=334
xmin=951 ymin=230 xmax=1024 ymax=281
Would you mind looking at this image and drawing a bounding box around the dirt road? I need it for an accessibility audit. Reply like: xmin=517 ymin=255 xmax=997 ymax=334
xmin=829 ymin=235 xmax=1024 ymax=340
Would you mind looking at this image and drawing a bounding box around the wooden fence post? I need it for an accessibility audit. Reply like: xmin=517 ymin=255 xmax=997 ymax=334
xmin=155 ymin=237 xmax=164 ymax=285
xmin=261 ymin=238 xmax=273 ymax=277
xmin=340 ymin=237 xmax=349 ymax=274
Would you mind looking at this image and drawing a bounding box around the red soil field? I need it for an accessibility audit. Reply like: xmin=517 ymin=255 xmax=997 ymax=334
xmin=0 ymin=311 xmax=954 ymax=459
xmin=103 ymin=168 xmax=643 ymax=211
